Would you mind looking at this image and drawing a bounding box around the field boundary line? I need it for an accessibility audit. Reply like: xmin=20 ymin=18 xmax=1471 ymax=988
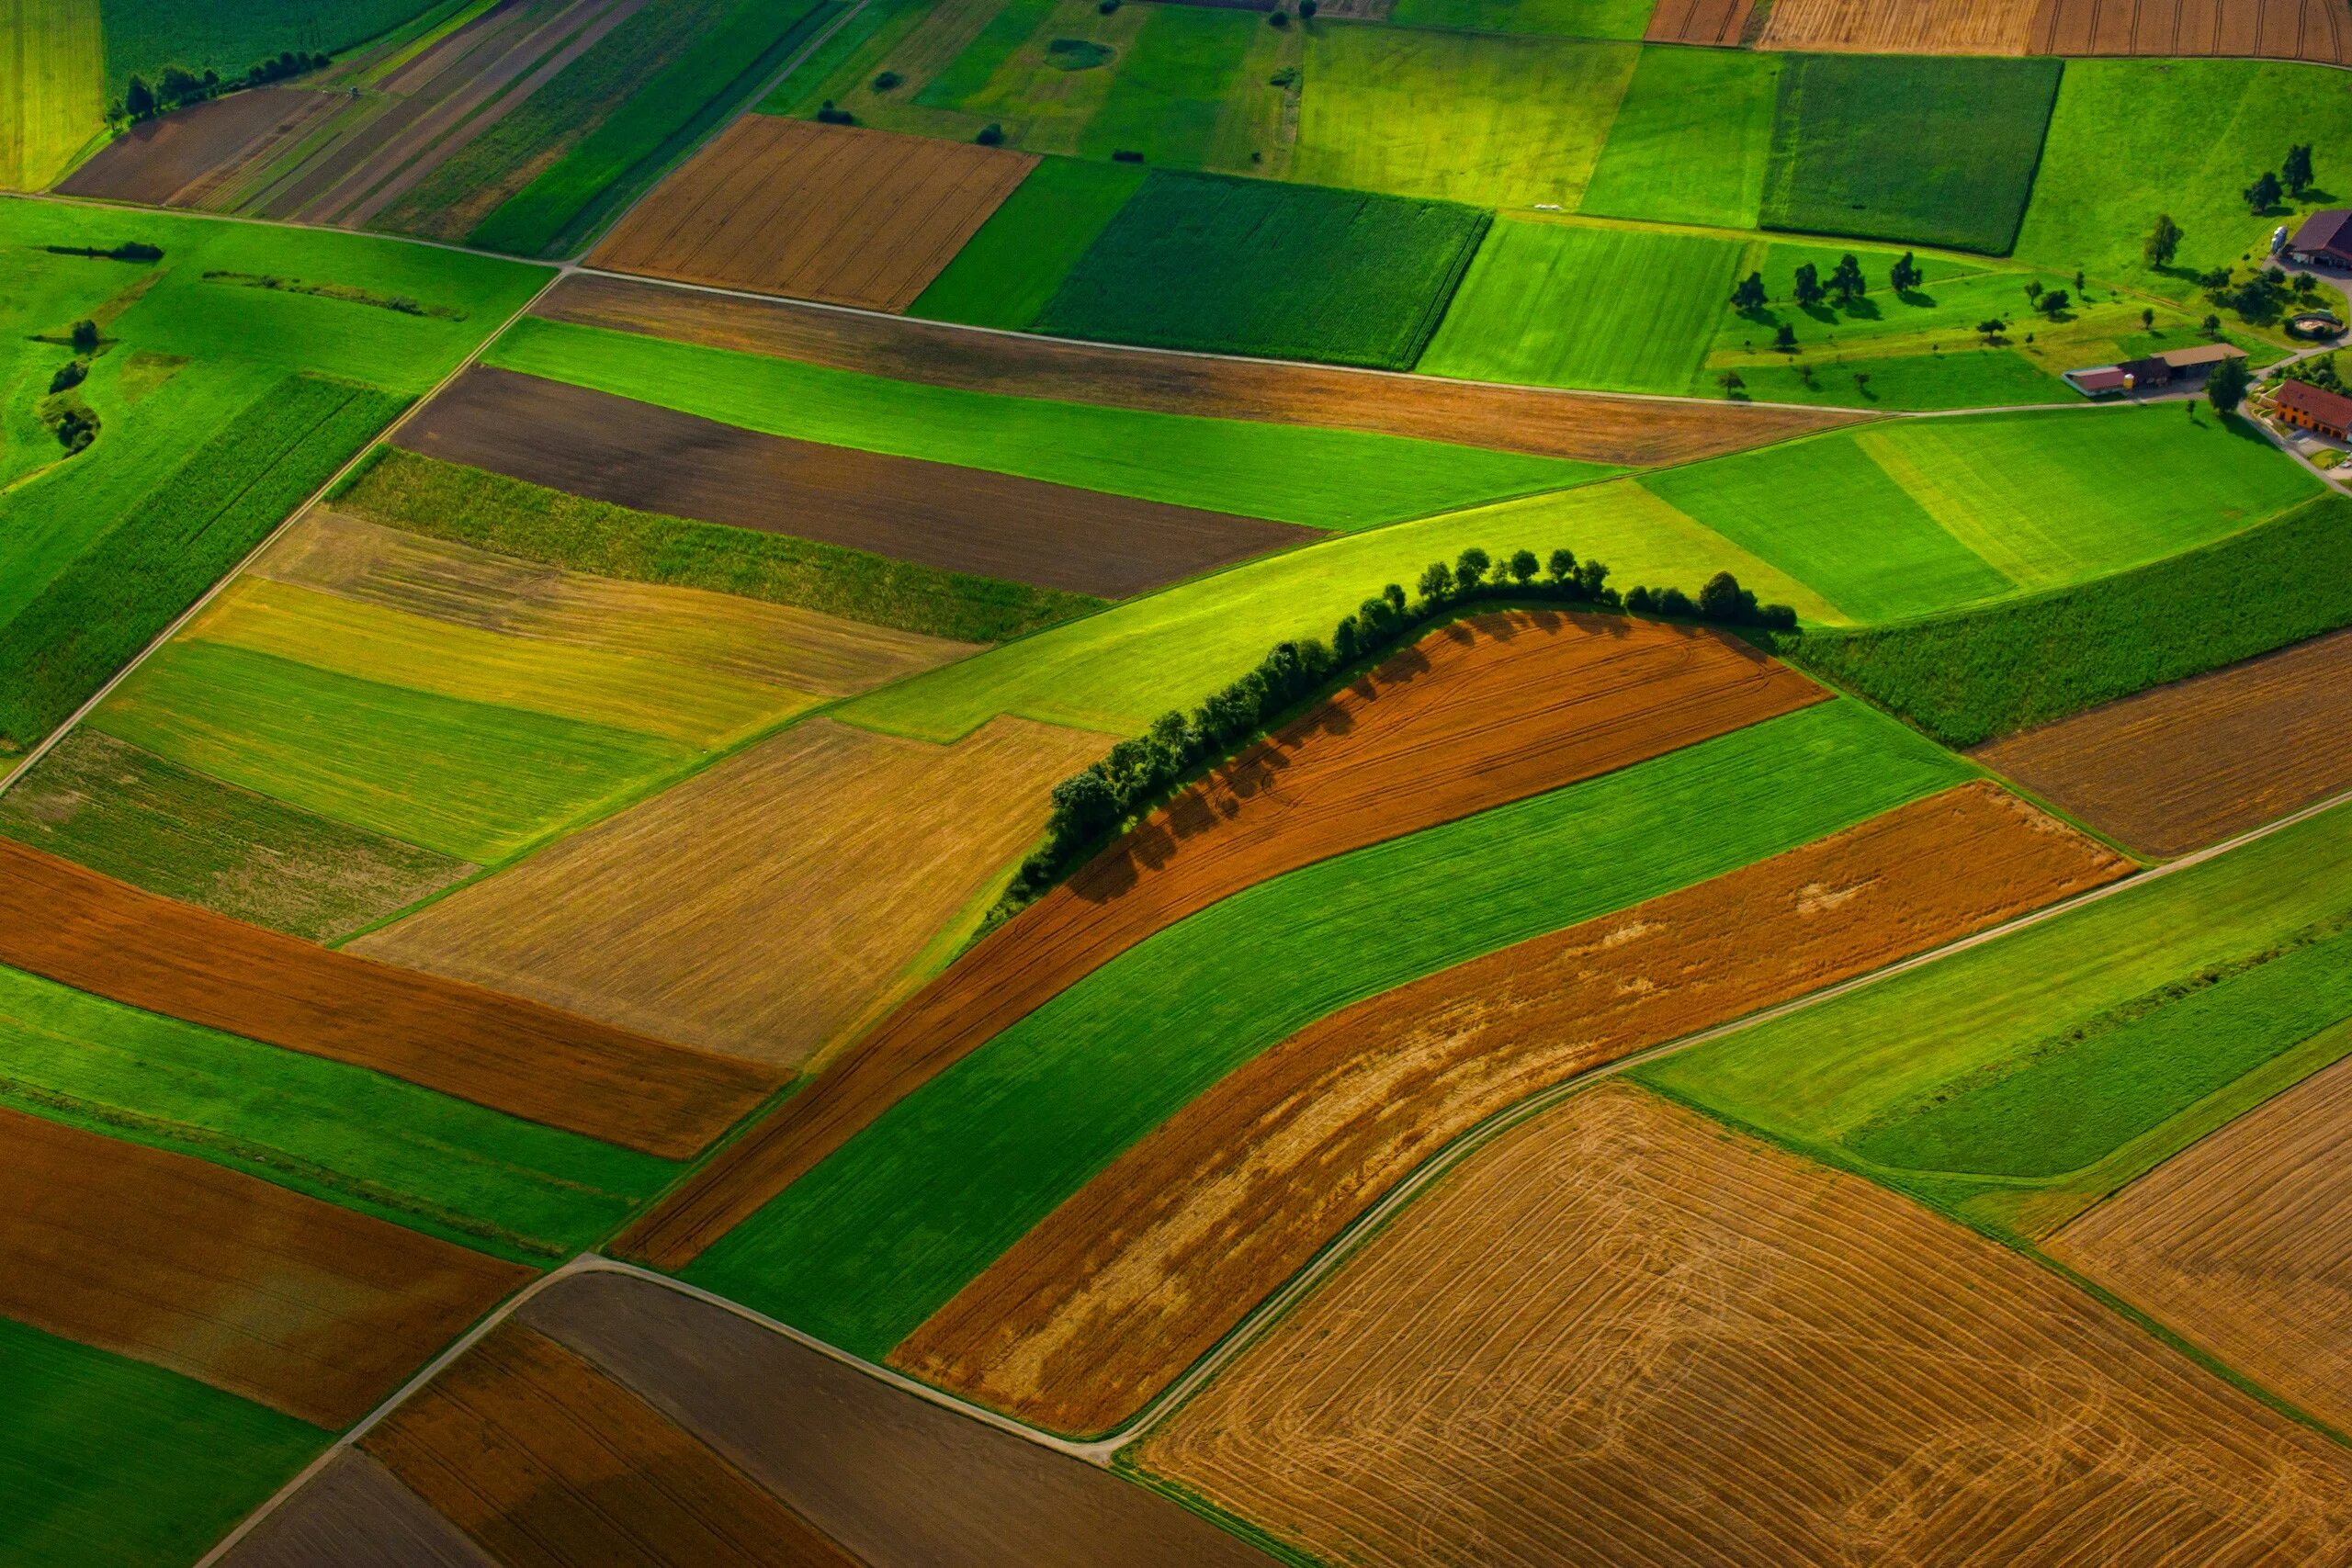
xmin=0 ymin=265 xmax=568 ymax=799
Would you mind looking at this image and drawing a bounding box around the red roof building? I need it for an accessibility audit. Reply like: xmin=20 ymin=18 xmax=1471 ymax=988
xmin=2275 ymin=378 xmax=2352 ymax=440
xmin=2288 ymin=209 xmax=2352 ymax=269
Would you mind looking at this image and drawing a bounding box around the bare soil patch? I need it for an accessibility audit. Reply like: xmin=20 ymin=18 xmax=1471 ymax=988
xmin=220 ymin=1451 xmax=496 ymax=1568
xmin=0 ymin=1105 xmax=529 ymax=1428
xmin=540 ymin=271 xmax=1862 ymax=465
xmin=2049 ymin=1051 xmax=2352 ymax=1434
xmin=617 ymin=612 xmax=1826 ymax=1269
xmin=353 ymin=716 xmax=1110 ymax=1068
xmin=1761 ymin=0 xmax=2040 ymax=52
xmin=1143 ymin=1083 xmax=2352 ymax=1566
xmin=591 ymin=118 xmax=1038 ymax=311
xmin=1973 ymin=626 xmax=2352 ymax=857
xmin=900 ymin=782 xmax=2130 ymax=1433
xmin=2029 ymin=0 xmax=2352 ymax=62
xmin=58 ymin=88 xmax=330 ymax=207
xmin=395 ymin=366 xmax=1316 ymax=597
xmin=1645 ymin=0 xmax=1759 ymax=45
xmin=0 ymin=840 xmax=782 ymax=1158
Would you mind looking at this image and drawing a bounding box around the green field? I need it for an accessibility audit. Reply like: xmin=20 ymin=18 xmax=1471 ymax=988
xmin=1778 ymin=494 xmax=2352 ymax=748
xmin=1420 ymin=220 xmax=1747 ymax=393
xmin=0 ymin=1314 xmax=323 ymax=1568
xmin=909 ymin=156 xmax=1146 ymax=330
xmin=1 ymin=0 xmax=103 ymax=190
xmin=1071 ymin=3 xmax=1260 ymax=165
xmin=1761 ymin=54 xmax=2061 ymax=254
xmin=1390 ymin=0 xmax=1656 ymax=39
xmin=2016 ymin=58 xmax=2352 ymax=302
xmin=1578 ymin=46 xmax=1778 ymax=229
xmin=685 ymin=700 xmax=1973 ymax=1354
xmin=486 ymin=316 xmax=1589 ymax=525
xmin=1035 ymin=170 xmax=1489 ymax=370
xmin=95 ymin=0 xmax=436 ymax=93
xmin=0 ymin=964 xmax=672 ymax=1260
xmin=1639 ymin=800 xmax=2352 ymax=1239
xmin=1292 ymin=27 xmax=1635 ymax=209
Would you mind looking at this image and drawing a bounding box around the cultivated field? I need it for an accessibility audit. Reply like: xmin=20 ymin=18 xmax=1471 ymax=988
xmin=1761 ymin=0 xmax=2041 ymax=52
xmin=2048 ymin=1050 xmax=2352 ymax=1432
xmin=0 ymin=1105 xmax=527 ymax=1427
xmin=398 ymin=366 xmax=1317 ymax=597
xmin=0 ymin=840 xmax=782 ymax=1157
xmin=56 ymin=86 xmax=326 ymax=207
xmin=1578 ymin=46 xmax=1777 ymax=228
xmin=539 ymin=270 xmax=1863 ymax=466
xmin=1142 ymin=1084 xmax=2352 ymax=1565
xmin=2030 ymin=0 xmax=2352 ymax=64
xmin=1975 ymin=626 xmax=2352 ymax=855
xmin=353 ymin=716 xmax=1109 ymax=1067
xmin=900 ymin=783 xmax=2128 ymax=1433
xmin=909 ymin=157 xmax=1148 ymax=331
xmin=219 ymin=1451 xmax=498 ymax=1568
xmin=1643 ymin=0 xmax=1756 ymax=42
xmin=0 ymin=0 xmax=102 ymax=190
xmin=592 ymin=117 xmax=1036 ymax=310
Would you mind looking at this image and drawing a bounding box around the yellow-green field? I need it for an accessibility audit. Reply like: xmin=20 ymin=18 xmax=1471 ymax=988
xmin=1 ymin=0 xmax=103 ymax=190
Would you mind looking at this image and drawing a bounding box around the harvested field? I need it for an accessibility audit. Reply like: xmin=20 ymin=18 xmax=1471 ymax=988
xmin=1973 ymin=626 xmax=2352 ymax=858
xmin=220 ymin=1451 xmax=495 ymax=1568
xmin=2030 ymin=0 xmax=2352 ymax=63
xmin=1644 ymin=0 xmax=1757 ymax=43
xmin=362 ymin=1320 xmax=858 ymax=1567
xmin=1142 ymin=1083 xmax=2352 ymax=1567
xmin=1759 ymin=0 xmax=2041 ymax=52
xmin=616 ymin=612 xmax=1826 ymax=1268
xmin=0 ymin=1105 xmax=529 ymax=1428
xmin=353 ymin=716 xmax=1110 ymax=1067
xmin=0 ymin=840 xmax=782 ymax=1158
xmin=396 ymin=366 xmax=1315 ymax=598
xmin=899 ymin=782 xmax=2129 ymax=1433
xmin=55 ymin=87 xmax=331 ymax=207
xmin=2048 ymin=1052 xmax=2352 ymax=1434
xmin=508 ymin=1268 xmax=1277 ymax=1566
xmin=591 ymin=117 xmax=1035 ymax=311
xmin=537 ymin=271 xmax=1863 ymax=466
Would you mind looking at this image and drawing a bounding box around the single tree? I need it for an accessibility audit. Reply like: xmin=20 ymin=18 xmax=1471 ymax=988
xmin=1383 ymin=581 xmax=1407 ymax=615
xmin=2245 ymin=170 xmax=2283 ymax=213
xmin=1508 ymin=549 xmax=1539 ymax=585
xmin=872 ymin=70 xmax=902 ymax=90
xmin=975 ymin=123 xmax=1005 ymax=145
xmin=1696 ymin=571 xmax=1750 ymax=622
xmin=1829 ymin=253 xmax=1867 ymax=305
xmin=124 ymin=74 xmax=154 ymax=118
xmin=1889 ymin=252 xmax=1922 ymax=292
xmin=2144 ymin=212 xmax=2183 ymax=268
xmin=2023 ymin=278 xmax=2044 ymax=304
xmin=2038 ymin=288 xmax=2070 ymax=317
xmin=1976 ymin=317 xmax=2007 ymax=343
xmin=2207 ymin=355 xmax=2252 ymax=413
xmin=2202 ymin=312 xmax=2223 ymax=335
xmin=69 ymin=319 xmax=99 ymax=353
xmin=1792 ymin=262 xmax=1824 ymax=309
xmin=1547 ymin=548 xmax=1577 ymax=585
xmin=1453 ymin=547 xmax=1490 ymax=588
xmin=1299 ymin=0 xmax=1318 ymax=16
xmin=1417 ymin=560 xmax=1453 ymax=604
xmin=1773 ymin=321 xmax=1798 ymax=352
xmin=2075 ymin=270 xmax=2086 ymax=292
xmin=1730 ymin=272 xmax=1768 ymax=312
xmin=2142 ymin=306 xmax=2156 ymax=329
xmin=1718 ymin=369 xmax=1747 ymax=396
xmin=1853 ymin=369 xmax=1871 ymax=396
xmin=2283 ymin=143 xmax=2315 ymax=197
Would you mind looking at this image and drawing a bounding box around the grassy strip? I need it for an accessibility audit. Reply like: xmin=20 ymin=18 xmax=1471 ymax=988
xmin=337 ymin=448 xmax=1093 ymax=642
xmin=1769 ymin=493 xmax=2352 ymax=748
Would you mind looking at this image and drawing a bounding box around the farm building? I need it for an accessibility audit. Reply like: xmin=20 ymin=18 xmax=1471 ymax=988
xmin=2287 ymin=210 xmax=2352 ymax=269
xmin=2273 ymin=378 xmax=2352 ymax=440
xmin=2063 ymin=343 xmax=2246 ymax=398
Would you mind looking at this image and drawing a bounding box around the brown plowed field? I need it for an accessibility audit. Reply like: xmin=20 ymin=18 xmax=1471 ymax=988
xmin=616 ymin=612 xmax=1826 ymax=1269
xmin=2030 ymin=0 xmax=2352 ymax=62
xmin=1760 ymin=0 xmax=2039 ymax=52
xmin=362 ymin=1321 xmax=859 ymax=1568
xmin=58 ymin=88 xmax=331 ymax=206
xmin=1143 ymin=1083 xmax=2352 ymax=1567
xmin=0 ymin=840 xmax=782 ymax=1158
xmin=396 ymin=367 xmax=1316 ymax=598
xmin=1644 ymin=0 xmax=1759 ymax=45
xmin=0 ymin=1105 xmax=529 ymax=1428
xmin=219 ymin=1451 xmax=498 ymax=1568
xmin=2048 ymin=1051 xmax=2352 ymax=1434
xmin=512 ymin=1269 xmax=1276 ymax=1566
xmin=590 ymin=118 xmax=1037 ymax=311
xmin=1973 ymin=626 xmax=2352 ymax=857
xmin=353 ymin=716 xmax=1110 ymax=1067
xmin=899 ymin=782 xmax=2130 ymax=1434
xmin=538 ymin=271 xmax=1864 ymax=465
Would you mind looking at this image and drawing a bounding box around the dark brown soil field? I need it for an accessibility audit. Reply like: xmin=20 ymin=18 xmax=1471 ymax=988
xmin=897 ymin=783 xmax=2131 ymax=1433
xmin=1973 ymin=626 xmax=2352 ymax=857
xmin=0 ymin=839 xmax=782 ymax=1159
xmin=590 ymin=118 xmax=1037 ymax=311
xmin=616 ymin=612 xmax=1827 ymax=1269
xmin=514 ymin=1268 xmax=1274 ymax=1566
xmin=1143 ymin=1083 xmax=2352 ymax=1566
xmin=2030 ymin=0 xmax=2351 ymax=62
xmin=0 ymin=1105 xmax=530 ymax=1428
xmin=395 ymin=367 xmax=1316 ymax=598
xmin=219 ymin=1451 xmax=498 ymax=1568
xmin=57 ymin=88 xmax=330 ymax=207
xmin=539 ymin=271 xmax=1865 ymax=465
xmin=1645 ymin=0 xmax=1759 ymax=45
xmin=363 ymin=1320 xmax=859 ymax=1567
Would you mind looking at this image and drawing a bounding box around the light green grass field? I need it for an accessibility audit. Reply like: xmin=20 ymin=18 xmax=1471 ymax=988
xmin=1389 ymin=0 xmax=1656 ymax=38
xmin=909 ymin=155 xmax=1145 ymax=329
xmin=0 ymin=964 xmax=673 ymax=1260
xmin=91 ymin=639 xmax=693 ymax=863
xmin=1638 ymin=800 xmax=2352 ymax=1240
xmin=1420 ymin=219 xmax=1747 ymax=393
xmin=686 ymin=699 xmax=1973 ymax=1355
xmin=1292 ymin=26 xmax=1636 ymax=209
xmin=486 ymin=317 xmax=1591 ymax=527
xmin=2016 ymin=59 xmax=2352 ymax=303
xmin=1578 ymin=44 xmax=1777 ymax=229
xmin=0 ymin=1314 xmax=323 ymax=1568
xmin=1 ymin=0 xmax=103 ymax=190
xmin=1074 ymin=3 xmax=1258 ymax=164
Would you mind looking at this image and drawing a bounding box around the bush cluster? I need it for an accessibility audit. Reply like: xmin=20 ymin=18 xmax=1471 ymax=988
xmin=119 ymin=53 xmax=328 ymax=122
xmin=44 ymin=242 xmax=163 ymax=263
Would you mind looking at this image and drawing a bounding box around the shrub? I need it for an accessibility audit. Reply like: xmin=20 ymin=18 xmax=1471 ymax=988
xmin=976 ymin=123 xmax=1005 ymax=146
xmin=816 ymin=100 xmax=854 ymax=125
xmin=47 ymin=360 xmax=85 ymax=395
xmin=872 ymin=70 xmax=902 ymax=90
xmin=1111 ymin=148 xmax=1145 ymax=163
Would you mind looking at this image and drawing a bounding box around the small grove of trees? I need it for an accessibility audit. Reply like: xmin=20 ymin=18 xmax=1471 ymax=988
xmin=994 ymin=555 xmax=1797 ymax=919
xmin=2144 ymin=212 xmax=2183 ymax=268
xmin=2207 ymin=355 xmax=2252 ymax=414
xmin=115 ymin=51 xmax=329 ymax=122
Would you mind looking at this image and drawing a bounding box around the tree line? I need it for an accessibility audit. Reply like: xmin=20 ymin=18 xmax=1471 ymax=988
xmin=114 ymin=51 xmax=332 ymax=124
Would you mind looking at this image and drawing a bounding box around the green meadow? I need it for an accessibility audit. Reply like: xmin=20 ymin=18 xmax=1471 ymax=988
xmin=95 ymin=0 xmax=439 ymax=91
xmin=1390 ymin=0 xmax=1656 ymax=39
xmin=909 ymin=156 xmax=1146 ymax=330
xmin=487 ymin=316 xmax=1589 ymax=525
xmin=0 ymin=1314 xmax=322 ymax=1568
xmin=686 ymin=700 xmax=1973 ymax=1355
xmin=1578 ymin=46 xmax=1778 ymax=229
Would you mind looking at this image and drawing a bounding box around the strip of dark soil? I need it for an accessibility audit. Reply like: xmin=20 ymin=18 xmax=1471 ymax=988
xmin=59 ymin=88 xmax=325 ymax=207
xmin=220 ymin=1452 xmax=497 ymax=1568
